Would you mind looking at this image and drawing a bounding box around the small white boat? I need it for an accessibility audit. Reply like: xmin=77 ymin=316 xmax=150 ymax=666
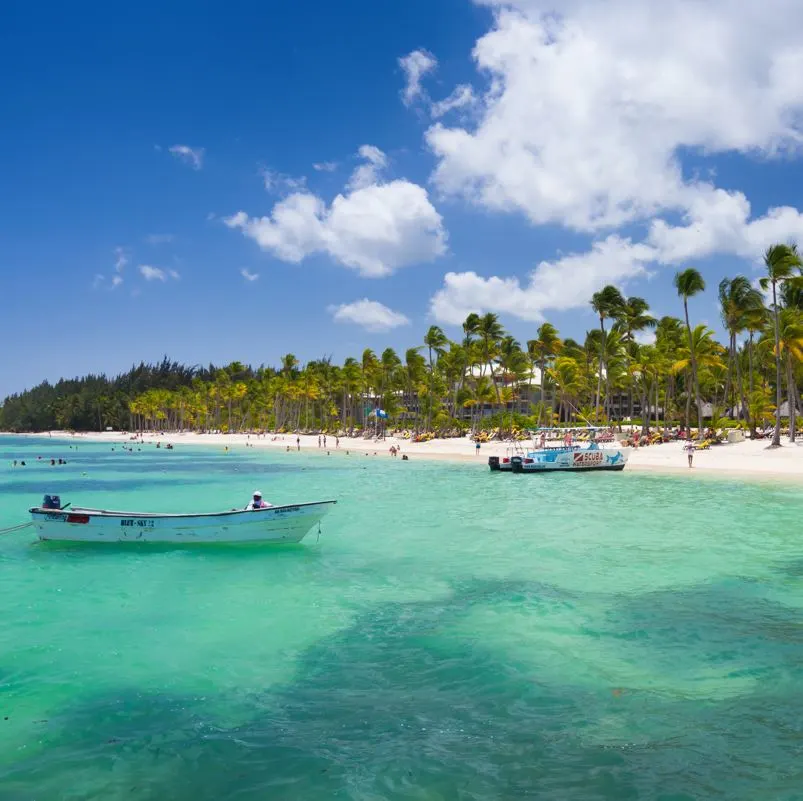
xmin=29 ymin=497 xmax=336 ymax=544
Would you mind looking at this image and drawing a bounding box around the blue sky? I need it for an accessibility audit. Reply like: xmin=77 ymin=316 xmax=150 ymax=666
xmin=3 ymin=0 xmax=803 ymax=397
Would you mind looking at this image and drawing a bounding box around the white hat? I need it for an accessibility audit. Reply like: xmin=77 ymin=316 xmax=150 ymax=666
xmin=253 ymin=490 xmax=262 ymax=497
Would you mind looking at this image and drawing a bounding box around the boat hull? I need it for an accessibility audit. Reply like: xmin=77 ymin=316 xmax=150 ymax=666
xmin=489 ymin=446 xmax=630 ymax=473
xmin=29 ymin=502 xmax=335 ymax=544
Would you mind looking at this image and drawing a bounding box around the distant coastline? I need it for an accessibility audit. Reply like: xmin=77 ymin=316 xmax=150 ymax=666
xmin=7 ymin=429 xmax=803 ymax=484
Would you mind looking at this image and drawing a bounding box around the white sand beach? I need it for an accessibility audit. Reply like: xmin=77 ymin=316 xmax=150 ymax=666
xmin=20 ymin=430 xmax=803 ymax=482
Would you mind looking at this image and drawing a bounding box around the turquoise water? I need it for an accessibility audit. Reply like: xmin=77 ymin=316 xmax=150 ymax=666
xmin=2 ymin=436 xmax=803 ymax=800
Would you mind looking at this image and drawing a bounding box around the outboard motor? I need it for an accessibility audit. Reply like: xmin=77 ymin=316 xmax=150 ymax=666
xmin=511 ymin=456 xmax=524 ymax=473
xmin=488 ymin=456 xmax=500 ymax=471
xmin=42 ymin=494 xmax=61 ymax=510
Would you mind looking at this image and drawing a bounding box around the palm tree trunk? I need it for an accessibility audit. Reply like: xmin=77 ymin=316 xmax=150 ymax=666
xmin=734 ymin=340 xmax=753 ymax=434
xmin=771 ymin=280 xmax=783 ymax=447
xmin=684 ymin=368 xmax=692 ymax=434
xmin=594 ymin=316 xmax=605 ymax=423
xmin=683 ymin=299 xmax=704 ymax=437
xmin=788 ymin=352 xmax=797 ymax=443
xmin=722 ymin=333 xmax=734 ymax=417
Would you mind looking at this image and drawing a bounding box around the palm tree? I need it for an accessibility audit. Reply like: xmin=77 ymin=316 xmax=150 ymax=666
xmin=549 ymin=356 xmax=584 ymax=423
xmin=477 ymin=313 xmax=505 ymax=404
xmin=777 ymin=307 xmax=803 ymax=442
xmin=423 ymin=326 xmax=448 ymax=431
xmin=718 ymin=276 xmax=764 ymax=431
xmin=614 ymin=296 xmax=656 ymax=419
xmin=590 ymin=285 xmax=625 ymax=422
xmin=673 ymin=268 xmax=706 ymax=437
xmin=462 ymin=313 xmax=481 ymax=348
xmin=527 ymin=323 xmax=562 ymax=426
xmin=760 ymin=244 xmax=803 ymax=447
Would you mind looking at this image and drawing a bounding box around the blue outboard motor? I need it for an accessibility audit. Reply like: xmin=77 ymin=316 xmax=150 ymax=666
xmin=42 ymin=494 xmax=61 ymax=510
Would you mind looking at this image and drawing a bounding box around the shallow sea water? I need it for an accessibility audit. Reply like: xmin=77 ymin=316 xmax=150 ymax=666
xmin=1 ymin=436 xmax=803 ymax=800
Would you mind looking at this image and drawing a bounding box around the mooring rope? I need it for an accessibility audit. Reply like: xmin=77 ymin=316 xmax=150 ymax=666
xmin=0 ymin=521 xmax=34 ymax=536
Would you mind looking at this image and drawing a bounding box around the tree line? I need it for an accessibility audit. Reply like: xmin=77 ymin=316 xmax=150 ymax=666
xmin=2 ymin=245 xmax=801 ymax=445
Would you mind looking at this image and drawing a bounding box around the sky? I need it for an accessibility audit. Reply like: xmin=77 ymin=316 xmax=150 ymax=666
xmin=4 ymin=0 xmax=803 ymax=397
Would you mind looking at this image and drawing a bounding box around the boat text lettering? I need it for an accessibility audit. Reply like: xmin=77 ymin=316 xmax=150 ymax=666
xmin=573 ymin=452 xmax=604 ymax=467
xmin=120 ymin=519 xmax=155 ymax=528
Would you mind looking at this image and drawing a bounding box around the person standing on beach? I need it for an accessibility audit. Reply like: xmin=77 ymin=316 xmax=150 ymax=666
xmin=685 ymin=441 xmax=694 ymax=467
xmin=296 ymin=435 xmax=301 ymax=451
xmin=318 ymin=435 xmax=322 ymax=448
xmin=475 ymin=440 xmax=481 ymax=455
xmin=336 ymin=436 xmax=340 ymax=448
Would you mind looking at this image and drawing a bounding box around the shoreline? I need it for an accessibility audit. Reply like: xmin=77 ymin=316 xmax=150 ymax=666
xmin=5 ymin=430 xmax=803 ymax=484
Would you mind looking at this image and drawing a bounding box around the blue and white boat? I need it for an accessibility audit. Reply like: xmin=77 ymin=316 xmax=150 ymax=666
xmin=489 ymin=439 xmax=629 ymax=474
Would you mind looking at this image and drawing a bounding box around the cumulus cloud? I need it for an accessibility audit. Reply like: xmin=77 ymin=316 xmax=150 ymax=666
xmin=241 ymin=268 xmax=259 ymax=282
xmin=399 ymin=49 xmax=437 ymax=106
xmin=329 ymin=299 xmax=411 ymax=332
xmin=426 ymin=0 xmax=803 ymax=233
xmin=647 ymin=187 xmax=803 ymax=264
xmin=347 ymin=145 xmax=388 ymax=191
xmin=114 ymin=247 xmax=128 ymax=274
xmin=225 ymin=146 xmax=447 ymax=278
xmin=262 ymin=168 xmax=307 ymax=194
xmin=111 ymin=275 xmax=123 ymax=288
xmin=313 ymin=161 xmax=338 ymax=172
xmin=139 ymin=265 xmax=166 ymax=281
xmin=169 ymin=145 xmax=204 ymax=170
xmin=431 ymin=84 xmax=476 ymax=118
xmin=138 ymin=265 xmax=180 ymax=281
xmin=430 ymin=236 xmax=655 ymax=324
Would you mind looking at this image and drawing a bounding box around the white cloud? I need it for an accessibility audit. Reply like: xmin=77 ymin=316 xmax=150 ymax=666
xmin=114 ymin=247 xmax=128 ymax=274
xmin=111 ymin=275 xmax=123 ymax=288
xmin=313 ymin=161 xmax=338 ymax=172
xmin=347 ymin=145 xmax=388 ymax=191
xmin=426 ymin=1 xmax=803 ymax=232
xmin=145 ymin=233 xmax=174 ymax=245
xmin=329 ymin=299 xmax=411 ymax=332
xmin=92 ymin=274 xmax=104 ymax=289
xmin=399 ymin=49 xmax=437 ymax=106
xmin=634 ymin=330 xmax=656 ymax=346
xmin=241 ymin=268 xmax=259 ymax=282
xmin=139 ymin=265 xmax=166 ymax=281
xmin=431 ymin=85 xmax=476 ymax=118
xmin=138 ymin=265 xmax=180 ymax=282
xmin=225 ymin=146 xmax=446 ymax=278
xmin=430 ymin=235 xmax=655 ymax=324
xmin=648 ymin=187 xmax=803 ymax=264
xmin=262 ymin=168 xmax=307 ymax=194
xmin=169 ymin=145 xmax=204 ymax=170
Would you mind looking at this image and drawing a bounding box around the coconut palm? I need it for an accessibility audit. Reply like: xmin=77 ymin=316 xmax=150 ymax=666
xmin=760 ymin=244 xmax=803 ymax=446
xmin=590 ymin=285 xmax=625 ymax=421
xmin=527 ymin=323 xmax=562 ymax=425
xmin=673 ymin=268 xmax=706 ymax=437
xmin=777 ymin=307 xmax=803 ymax=442
xmin=549 ymin=356 xmax=585 ymax=423
xmin=718 ymin=276 xmax=764 ymax=430
xmin=614 ymin=296 xmax=656 ymax=418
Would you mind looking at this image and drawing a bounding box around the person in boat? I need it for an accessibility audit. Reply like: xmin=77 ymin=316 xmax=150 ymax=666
xmin=246 ymin=490 xmax=271 ymax=510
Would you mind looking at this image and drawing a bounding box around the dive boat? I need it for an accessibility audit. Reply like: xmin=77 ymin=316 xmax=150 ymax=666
xmin=29 ymin=496 xmax=336 ymax=544
xmin=489 ymin=440 xmax=629 ymax=474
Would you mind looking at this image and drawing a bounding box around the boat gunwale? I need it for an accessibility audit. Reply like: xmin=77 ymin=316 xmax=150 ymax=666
xmin=29 ymin=500 xmax=337 ymax=520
